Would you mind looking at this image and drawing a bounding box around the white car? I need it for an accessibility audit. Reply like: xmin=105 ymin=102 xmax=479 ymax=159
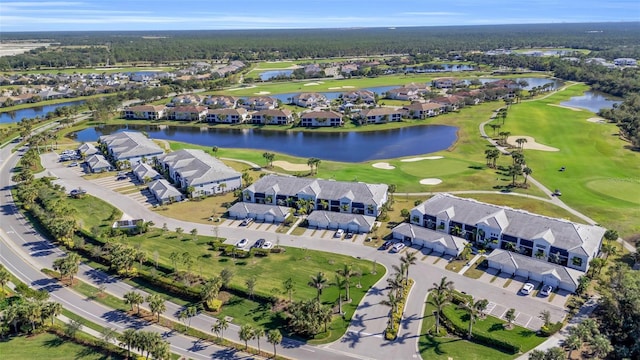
xmin=520 ymin=283 xmax=535 ymax=295
xmin=540 ymin=285 xmax=553 ymax=297
xmin=334 ymin=229 xmax=345 ymax=238
xmin=262 ymin=241 xmax=273 ymax=249
xmin=241 ymin=217 xmax=254 ymax=226
xmin=235 ymin=238 xmax=248 ymax=248
xmin=391 ymin=243 xmax=405 ymax=253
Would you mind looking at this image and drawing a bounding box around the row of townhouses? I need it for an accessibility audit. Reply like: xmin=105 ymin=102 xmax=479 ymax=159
xmin=391 ymin=194 xmax=605 ymax=292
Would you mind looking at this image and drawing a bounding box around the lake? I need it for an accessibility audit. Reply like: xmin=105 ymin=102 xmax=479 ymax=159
xmin=260 ymin=70 xmax=294 ymax=81
xmin=70 ymin=124 xmax=458 ymax=162
xmin=560 ymin=91 xmax=621 ymax=113
xmin=477 ymin=77 xmax=563 ymax=90
xmin=0 ymin=100 xmax=86 ymax=124
xmin=268 ymin=86 xmax=399 ymax=103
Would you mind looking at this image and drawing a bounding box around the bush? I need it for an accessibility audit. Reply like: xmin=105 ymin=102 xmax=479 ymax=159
xmin=206 ymin=299 xmax=223 ymax=312
xmin=252 ymin=248 xmax=269 ymax=257
xmin=539 ymin=321 xmax=563 ymax=337
xmin=385 ymin=279 xmax=414 ymax=340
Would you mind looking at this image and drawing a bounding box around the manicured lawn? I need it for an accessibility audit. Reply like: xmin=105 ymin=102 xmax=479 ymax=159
xmin=152 ymin=192 xmax=238 ymax=224
xmin=1 ymin=66 xmax=173 ymax=75
xmin=0 ymin=333 xmax=118 ymax=360
xmin=419 ymin=295 xmax=546 ymax=360
xmin=494 ymin=83 xmax=640 ymax=237
xmin=248 ymin=61 xmax=298 ymax=70
xmin=66 ymin=194 xmax=121 ymax=231
xmin=0 ymin=93 xmax=117 ymax=112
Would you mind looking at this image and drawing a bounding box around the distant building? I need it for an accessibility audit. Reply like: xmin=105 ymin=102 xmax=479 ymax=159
xmin=99 ymin=131 xmax=164 ymax=165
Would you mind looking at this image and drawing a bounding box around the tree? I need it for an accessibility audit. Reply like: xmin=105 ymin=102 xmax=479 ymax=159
xmin=175 ymin=227 xmax=184 ymax=239
xmin=528 ymin=349 xmax=546 ymax=360
xmin=333 ymin=275 xmax=347 ymax=314
xmin=430 ymin=291 xmax=450 ymax=334
xmin=100 ymin=327 xmax=117 ymax=349
xmin=120 ymin=328 xmax=138 ymax=359
xmin=400 ymin=251 xmax=418 ymax=284
xmin=190 ymin=228 xmax=198 ymax=240
xmin=201 ymin=277 xmax=222 ymax=305
xmin=603 ymin=229 xmax=618 ymax=242
xmin=515 ymin=137 xmax=528 ymax=150
xmin=267 ymin=329 xmax=282 ymax=358
xmin=211 ymin=146 xmax=219 ymax=157
xmin=219 ymin=268 xmax=233 ymax=289
xmin=239 ymin=324 xmax=254 ymax=350
xmin=460 ymin=298 xmax=481 ymax=339
xmin=283 ymin=277 xmax=295 ymax=302
xmin=212 ymin=318 xmax=229 ymax=340
xmin=507 ymin=164 xmax=522 ymax=186
xmin=308 ymin=272 xmax=328 ymax=301
xmin=43 ymin=301 xmax=62 ymax=325
xmin=124 ymin=291 xmax=144 ymax=314
xmin=0 ymin=266 xmax=10 ymax=298
xmin=246 ymin=276 xmax=257 ymax=299
xmin=539 ymin=310 xmax=551 ymax=328
xmin=146 ymin=294 xmax=166 ymax=322
xmin=64 ymin=319 xmax=82 ymax=338
xmin=381 ymin=291 xmax=400 ymax=316
xmin=504 ymin=308 xmax=516 ymax=329
xmin=591 ymin=334 xmax=612 ymax=359
xmin=474 ymin=298 xmax=489 ymax=319
xmin=522 ymin=167 xmax=532 ymax=184
xmin=262 ymin=152 xmax=275 ymax=167
xmin=252 ymin=326 xmax=265 ymax=353
xmin=563 ymin=333 xmax=582 ymax=359
xmin=336 ymin=264 xmax=356 ymax=301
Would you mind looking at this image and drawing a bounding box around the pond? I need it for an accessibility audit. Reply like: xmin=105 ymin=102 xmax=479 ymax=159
xmin=476 ymin=77 xmax=563 ymax=90
xmin=0 ymin=100 xmax=86 ymax=124
xmin=259 ymin=70 xmax=294 ymax=81
xmin=560 ymin=91 xmax=621 ymax=113
xmin=70 ymin=124 xmax=458 ymax=163
xmin=267 ymin=86 xmax=399 ymax=103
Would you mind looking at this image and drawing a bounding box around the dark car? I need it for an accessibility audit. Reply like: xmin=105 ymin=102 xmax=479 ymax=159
xmin=381 ymin=240 xmax=393 ymax=250
xmin=252 ymin=238 xmax=266 ymax=248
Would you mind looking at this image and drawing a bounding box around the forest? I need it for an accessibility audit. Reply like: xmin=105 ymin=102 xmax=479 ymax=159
xmin=1 ymin=22 xmax=639 ymax=68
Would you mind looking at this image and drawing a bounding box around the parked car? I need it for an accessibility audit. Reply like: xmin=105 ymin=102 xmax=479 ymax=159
xmin=391 ymin=243 xmax=405 ymax=253
xmin=540 ymin=285 xmax=553 ymax=297
xmin=116 ymin=174 xmax=128 ymax=180
xmin=235 ymin=238 xmax=248 ymax=248
xmin=345 ymin=232 xmax=354 ymax=239
xmin=241 ymin=217 xmax=254 ymax=226
xmin=69 ymin=188 xmax=87 ymax=196
xmin=334 ymin=229 xmax=345 ymax=238
xmin=262 ymin=241 xmax=273 ymax=250
xmin=520 ymin=282 xmax=535 ymax=295
xmin=553 ymin=189 xmax=562 ymax=196
xmin=380 ymin=240 xmax=393 ymax=250
xmin=252 ymin=238 xmax=266 ymax=248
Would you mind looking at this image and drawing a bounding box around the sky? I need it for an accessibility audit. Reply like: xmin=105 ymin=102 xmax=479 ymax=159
xmin=0 ymin=0 xmax=638 ymax=32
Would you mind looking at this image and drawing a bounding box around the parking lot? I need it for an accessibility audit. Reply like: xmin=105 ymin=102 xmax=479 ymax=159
xmin=477 ymin=268 xmax=570 ymax=308
xmin=89 ymin=173 xmax=159 ymax=207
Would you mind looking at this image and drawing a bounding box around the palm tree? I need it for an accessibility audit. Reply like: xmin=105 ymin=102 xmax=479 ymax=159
xmin=246 ymin=276 xmax=257 ymax=299
xmin=101 ymin=327 xmax=117 ymax=348
xmin=515 ymin=137 xmax=528 ymax=150
xmin=267 ymin=329 xmax=282 ymax=358
xmin=239 ymin=324 xmax=254 ymax=350
xmin=124 ymin=291 xmax=144 ymax=314
xmin=333 ymin=275 xmax=347 ymax=314
xmin=252 ymin=326 xmax=265 ymax=353
xmin=336 ymin=264 xmax=356 ymax=301
xmin=211 ymin=146 xmax=219 ymax=157
xmin=0 ymin=266 xmax=10 ymax=298
xmin=212 ymin=318 xmax=229 ymax=340
xmin=591 ymin=334 xmax=612 ymax=358
xmin=522 ymin=167 xmax=532 ymax=184
xmin=120 ymin=328 xmax=138 ymax=359
xmin=563 ymin=333 xmax=582 ymax=359
xmin=201 ymin=277 xmax=222 ymax=305
xmin=401 ymin=251 xmax=418 ymax=284
xmin=146 ymin=294 xmax=166 ymax=322
xmin=504 ymin=308 xmax=516 ymax=329
xmin=430 ymin=291 xmax=450 ymax=334
xmin=308 ymin=272 xmax=328 ymax=301
xmin=282 ymin=277 xmax=295 ymax=302
xmin=507 ymin=164 xmax=522 ymax=186
xmin=386 ymin=272 xmax=404 ymax=299
xmin=380 ymin=291 xmax=400 ymax=315
xmin=44 ymin=302 xmax=62 ymax=325
xmin=262 ymin=152 xmax=275 ymax=167
xmin=460 ymin=298 xmax=481 ymax=339
xmin=430 ymin=276 xmax=454 ymax=295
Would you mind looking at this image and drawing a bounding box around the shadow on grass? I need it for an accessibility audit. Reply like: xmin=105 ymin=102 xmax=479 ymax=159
xmin=43 ymin=336 xmax=64 ymax=347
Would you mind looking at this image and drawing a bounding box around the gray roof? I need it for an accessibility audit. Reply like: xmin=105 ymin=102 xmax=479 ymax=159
xmin=86 ymin=154 xmax=111 ymax=170
xmin=159 ymin=149 xmax=241 ymax=187
xmin=392 ymin=223 xmax=468 ymax=253
xmin=99 ymin=131 xmax=164 ymax=161
xmin=307 ymin=210 xmax=376 ymax=229
xmin=148 ymin=179 xmax=182 ymax=200
xmin=487 ymin=249 xmax=581 ymax=287
xmin=77 ymin=142 xmax=99 ymax=156
xmin=132 ymin=162 xmax=161 ymax=181
xmin=414 ymin=194 xmax=604 ymax=255
xmin=228 ymin=202 xmax=291 ymax=218
xmin=247 ymin=174 xmax=387 ymax=206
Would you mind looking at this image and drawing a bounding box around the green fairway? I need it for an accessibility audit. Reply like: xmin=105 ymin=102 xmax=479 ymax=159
xmin=0 ymin=333 xmax=117 ymax=360
xmin=1 ymin=66 xmax=173 ymax=76
xmin=491 ymin=84 xmax=640 ymax=237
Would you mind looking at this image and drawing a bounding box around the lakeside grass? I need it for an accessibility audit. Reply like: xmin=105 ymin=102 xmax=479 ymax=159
xmin=1 ymin=93 xmax=117 ymax=112
xmin=1 ymin=66 xmax=174 ymax=76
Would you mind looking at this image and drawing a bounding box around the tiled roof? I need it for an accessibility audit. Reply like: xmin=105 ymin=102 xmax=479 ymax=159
xmin=228 ymin=202 xmax=291 ymax=218
xmin=148 ymin=179 xmax=182 ymax=200
xmin=159 ymin=149 xmax=241 ymax=187
xmin=99 ymin=131 xmax=164 ymax=160
xmin=392 ymin=223 xmax=468 ymax=253
xmin=487 ymin=249 xmax=581 ymax=287
xmin=307 ymin=210 xmax=375 ymax=229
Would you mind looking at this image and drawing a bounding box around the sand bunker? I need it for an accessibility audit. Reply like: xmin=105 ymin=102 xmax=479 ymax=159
xmin=401 ymin=156 xmax=444 ymax=162
xmin=254 ymin=91 xmax=271 ymax=95
xmin=507 ymin=136 xmax=559 ymax=152
xmin=587 ymin=117 xmax=606 ymax=123
xmin=272 ymin=160 xmax=310 ymax=172
xmin=304 ymin=82 xmax=321 ymax=86
xmin=548 ymin=104 xmax=582 ymax=112
xmin=420 ymin=178 xmax=443 ymax=185
xmin=328 ymin=86 xmax=354 ymax=90
xmin=372 ymin=162 xmax=396 ymax=170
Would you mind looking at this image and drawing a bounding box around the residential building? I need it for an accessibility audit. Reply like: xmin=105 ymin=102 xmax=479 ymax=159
xmin=170 ymin=94 xmax=202 ymax=106
xmin=307 ymin=210 xmax=376 ymax=233
xmin=148 ymin=179 xmax=183 ymax=204
xmin=227 ymin=202 xmax=291 ymax=223
xmin=86 ymin=154 xmax=113 ymax=173
xmin=432 ymin=77 xmax=466 ymax=89
xmin=341 ymin=90 xmax=376 ymax=104
xmin=300 ymin=110 xmax=343 ymax=127
xmin=407 ymin=193 xmax=605 ymax=273
xmin=205 ymin=108 xmax=249 ymax=124
xmin=132 ymin=162 xmax=162 ymax=183
xmin=123 ymin=105 xmax=167 ymax=120
xmin=99 ymin=131 xmax=165 ymax=165
xmin=167 ymin=106 xmax=208 ymax=121
xmin=432 ymin=95 xmax=465 ymax=111
xmin=402 ymin=102 xmax=446 ymax=118
xmin=243 ymin=174 xmax=388 ymax=218
xmin=385 ymin=87 xmax=420 ymax=101
xmin=250 ymin=109 xmax=294 ymax=125
xmin=392 ymin=223 xmax=468 ymax=257
xmin=76 ymin=142 xmax=99 ymax=157
xmin=204 ymin=95 xmax=239 ymax=108
xmin=292 ymin=93 xmax=329 ymax=107
xmin=239 ymin=96 xmax=278 ymax=110
xmin=357 ymin=107 xmax=403 ymax=124
xmin=157 ymin=149 xmax=242 ymax=197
